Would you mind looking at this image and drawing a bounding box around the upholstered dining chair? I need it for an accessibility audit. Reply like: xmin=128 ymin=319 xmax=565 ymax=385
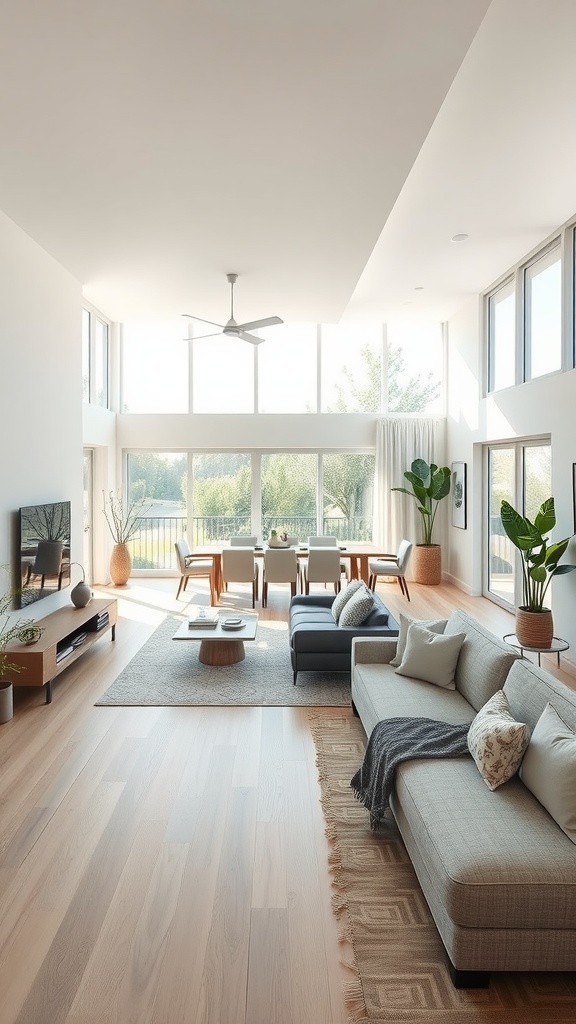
xmin=262 ymin=547 xmax=299 ymax=607
xmin=229 ymin=535 xmax=258 ymax=546
xmin=174 ymin=539 xmax=216 ymax=603
xmin=307 ymin=536 xmax=347 ymax=579
xmin=302 ymin=546 xmax=342 ymax=595
xmin=221 ymin=546 xmax=259 ymax=608
xmin=368 ymin=539 xmax=413 ymax=601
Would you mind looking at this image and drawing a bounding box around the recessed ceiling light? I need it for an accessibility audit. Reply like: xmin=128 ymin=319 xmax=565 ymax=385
xmin=451 ymin=233 xmax=469 ymax=242
xmin=414 ymin=286 xmax=424 ymax=291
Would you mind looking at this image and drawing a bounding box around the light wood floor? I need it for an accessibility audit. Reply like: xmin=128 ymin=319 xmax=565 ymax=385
xmin=1 ymin=577 xmax=574 ymax=1024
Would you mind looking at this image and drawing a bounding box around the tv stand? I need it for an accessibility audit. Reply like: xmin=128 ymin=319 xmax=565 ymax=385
xmin=4 ymin=598 xmax=117 ymax=704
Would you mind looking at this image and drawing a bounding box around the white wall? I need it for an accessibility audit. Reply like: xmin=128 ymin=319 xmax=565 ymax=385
xmin=0 ymin=210 xmax=84 ymax=620
xmin=447 ymin=295 xmax=576 ymax=655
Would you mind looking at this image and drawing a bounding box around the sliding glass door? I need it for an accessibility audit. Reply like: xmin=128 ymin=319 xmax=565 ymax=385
xmin=485 ymin=440 xmax=551 ymax=608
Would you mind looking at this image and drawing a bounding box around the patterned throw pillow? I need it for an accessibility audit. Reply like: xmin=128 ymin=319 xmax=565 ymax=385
xmin=520 ymin=702 xmax=576 ymax=843
xmin=331 ymin=578 xmax=365 ymax=623
xmin=389 ymin=613 xmax=448 ymax=667
xmin=395 ymin=622 xmax=465 ymax=689
xmin=468 ymin=690 xmax=530 ymax=791
xmin=338 ymin=584 xmax=376 ymax=627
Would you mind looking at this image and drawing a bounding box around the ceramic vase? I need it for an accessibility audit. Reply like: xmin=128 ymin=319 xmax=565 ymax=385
xmin=109 ymin=543 xmax=132 ymax=586
xmin=71 ymin=580 xmax=93 ymax=607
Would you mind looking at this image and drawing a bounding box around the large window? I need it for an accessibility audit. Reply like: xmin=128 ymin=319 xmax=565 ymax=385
xmin=485 ymin=440 xmax=551 ymax=608
xmin=122 ymin=320 xmax=187 ymax=413
xmin=82 ymin=305 xmax=110 ymax=408
xmin=488 ymin=278 xmax=516 ymax=392
xmin=486 ymin=231 xmax=569 ymax=394
xmin=124 ymin=449 xmax=375 ymax=568
xmin=119 ymin=320 xmax=444 ymax=414
xmin=524 ymin=244 xmax=562 ymax=381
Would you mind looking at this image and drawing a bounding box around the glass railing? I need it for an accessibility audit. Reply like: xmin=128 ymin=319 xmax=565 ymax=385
xmin=129 ymin=514 xmax=373 ymax=570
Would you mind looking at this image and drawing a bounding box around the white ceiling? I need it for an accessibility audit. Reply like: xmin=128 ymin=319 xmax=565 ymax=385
xmin=2 ymin=0 xmax=576 ymax=328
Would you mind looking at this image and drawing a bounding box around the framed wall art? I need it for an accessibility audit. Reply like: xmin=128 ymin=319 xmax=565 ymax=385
xmin=451 ymin=461 xmax=467 ymax=529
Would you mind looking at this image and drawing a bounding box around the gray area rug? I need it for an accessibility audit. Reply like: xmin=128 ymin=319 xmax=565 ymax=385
xmin=96 ymin=615 xmax=352 ymax=707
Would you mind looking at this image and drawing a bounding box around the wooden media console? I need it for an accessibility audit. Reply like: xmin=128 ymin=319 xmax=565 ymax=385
xmin=3 ymin=597 xmax=117 ymax=704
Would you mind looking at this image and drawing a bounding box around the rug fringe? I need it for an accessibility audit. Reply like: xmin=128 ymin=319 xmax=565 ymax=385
xmin=343 ymin=979 xmax=370 ymax=1023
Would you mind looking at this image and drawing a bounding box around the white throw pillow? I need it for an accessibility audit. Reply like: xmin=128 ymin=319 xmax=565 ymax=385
xmin=338 ymin=584 xmax=376 ymax=627
xmin=520 ymin=702 xmax=576 ymax=843
xmin=331 ymin=578 xmax=365 ymax=623
xmin=389 ymin=612 xmax=448 ymax=668
xmin=467 ymin=690 xmax=530 ymax=791
xmin=394 ymin=622 xmax=465 ymax=689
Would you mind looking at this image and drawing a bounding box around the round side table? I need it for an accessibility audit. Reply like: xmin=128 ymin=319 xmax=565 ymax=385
xmin=503 ymin=633 xmax=569 ymax=667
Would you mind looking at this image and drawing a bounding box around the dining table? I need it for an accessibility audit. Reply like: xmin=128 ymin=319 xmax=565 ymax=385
xmin=194 ymin=542 xmax=396 ymax=602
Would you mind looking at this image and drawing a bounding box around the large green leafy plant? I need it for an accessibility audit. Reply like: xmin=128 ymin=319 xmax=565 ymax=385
xmin=392 ymin=459 xmax=451 ymax=545
xmin=500 ymin=498 xmax=576 ymax=611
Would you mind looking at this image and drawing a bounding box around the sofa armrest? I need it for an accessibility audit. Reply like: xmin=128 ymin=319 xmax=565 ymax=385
xmin=352 ymin=636 xmax=397 ymax=666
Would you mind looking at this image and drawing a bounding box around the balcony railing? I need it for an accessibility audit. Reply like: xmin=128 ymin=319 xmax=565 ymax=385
xmin=129 ymin=514 xmax=373 ymax=570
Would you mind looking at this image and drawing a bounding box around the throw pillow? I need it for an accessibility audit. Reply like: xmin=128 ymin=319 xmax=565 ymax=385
xmin=338 ymin=584 xmax=376 ymax=627
xmin=467 ymin=690 xmax=530 ymax=791
xmin=519 ymin=702 xmax=576 ymax=844
xmin=394 ymin=622 xmax=465 ymax=689
xmin=389 ymin=612 xmax=448 ymax=668
xmin=331 ymin=578 xmax=365 ymax=623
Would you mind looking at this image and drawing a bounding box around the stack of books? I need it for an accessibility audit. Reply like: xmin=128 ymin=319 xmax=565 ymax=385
xmin=94 ymin=610 xmax=110 ymax=632
xmin=188 ymin=607 xmax=219 ymax=630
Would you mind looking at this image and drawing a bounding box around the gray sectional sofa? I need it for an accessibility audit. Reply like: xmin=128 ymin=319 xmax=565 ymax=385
xmin=288 ymin=590 xmax=399 ymax=684
xmin=351 ymin=608 xmax=576 ymax=986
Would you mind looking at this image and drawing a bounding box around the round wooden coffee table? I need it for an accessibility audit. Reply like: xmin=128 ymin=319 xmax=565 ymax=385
xmin=172 ymin=613 xmax=258 ymax=666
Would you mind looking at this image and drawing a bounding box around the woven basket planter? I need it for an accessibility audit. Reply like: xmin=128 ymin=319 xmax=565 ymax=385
xmin=412 ymin=544 xmax=442 ymax=586
xmin=515 ymin=607 xmax=553 ymax=649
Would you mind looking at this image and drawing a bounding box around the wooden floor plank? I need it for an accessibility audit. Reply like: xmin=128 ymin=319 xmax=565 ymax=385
xmin=0 ymin=577 xmax=542 ymax=1024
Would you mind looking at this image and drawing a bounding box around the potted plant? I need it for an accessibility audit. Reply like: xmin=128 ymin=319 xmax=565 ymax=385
xmin=392 ymin=459 xmax=451 ymax=585
xmin=0 ymin=568 xmax=45 ymax=722
xmin=500 ymin=497 xmax=576 ymax=647
xmin=102 ymin=490 xmax=152 ymax=586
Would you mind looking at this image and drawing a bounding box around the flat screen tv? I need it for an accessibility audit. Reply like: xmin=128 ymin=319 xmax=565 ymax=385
xmin=19 ymin=501 xmax=71 ymax=608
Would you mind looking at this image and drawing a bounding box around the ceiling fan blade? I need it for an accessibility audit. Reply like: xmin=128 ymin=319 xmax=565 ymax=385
xmin=239 ymin=330 xmax=266 ymax=346
xmin=237 ymin=316 xmax=283 ymax=332
xmin=182 ymin=314 xmax=225 ymax=329
xmin=184 ymin=329 xmax=223 ymax=341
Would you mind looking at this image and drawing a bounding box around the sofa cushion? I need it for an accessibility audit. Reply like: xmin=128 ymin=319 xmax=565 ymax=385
xmin=352 ymin=661 xmax=475 ymax=737
xmin=467 ymin=689 xmax=530 ymax=791
xmin=444 ymin=609 xmax=520 ymax=711
xmin=331 ymin=578 xmax=364 ymax=623
xmin=520 ymin=702 xmax=576 ymax=844
xmin=390 ymin=612 xmax=448 ymax=668
xmin=338 ymin=585 xmax=375 ymax=627
xmin=392 ymin=757 xmax=576 ymax=930
xmin=395 ymin=622 xmax=465 ymax=689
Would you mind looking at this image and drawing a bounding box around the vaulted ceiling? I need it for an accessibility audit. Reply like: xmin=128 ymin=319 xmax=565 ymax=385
xmin=2 ymin=0 xmax=576 ymax=328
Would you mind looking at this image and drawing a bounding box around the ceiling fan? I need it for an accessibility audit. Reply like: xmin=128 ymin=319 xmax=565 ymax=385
xmin=182 ymin=272 xmax=283 ymax=345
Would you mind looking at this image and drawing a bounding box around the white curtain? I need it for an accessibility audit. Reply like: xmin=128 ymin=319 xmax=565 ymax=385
xmin=372 ymin=418 xmax=446 ymax=560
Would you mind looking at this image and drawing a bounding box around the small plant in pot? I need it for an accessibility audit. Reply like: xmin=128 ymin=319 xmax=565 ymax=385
xmin=0 ymin=567 xmax=45 ymax=701
xmin=500 ymin=497 xmax=576 ymax=648
xmin=392 ymin=459 xmax=451 ymax=585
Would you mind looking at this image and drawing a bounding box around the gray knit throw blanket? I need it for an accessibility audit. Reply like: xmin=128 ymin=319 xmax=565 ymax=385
xmin=350 ymin=717 xmax=471 ymax=830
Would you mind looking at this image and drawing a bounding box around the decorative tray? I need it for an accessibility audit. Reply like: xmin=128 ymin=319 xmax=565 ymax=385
xmin=221 ymin=619 xmax=246 ymax=631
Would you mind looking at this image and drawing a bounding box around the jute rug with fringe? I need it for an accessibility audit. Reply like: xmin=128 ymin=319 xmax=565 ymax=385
xmin=310 ymin=712 xmax=576 ymax=1024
